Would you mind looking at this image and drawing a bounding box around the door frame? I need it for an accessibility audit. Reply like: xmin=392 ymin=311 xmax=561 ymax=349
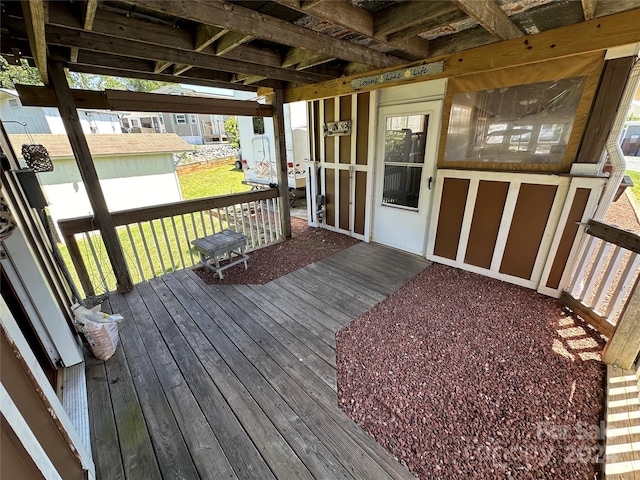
xmin=371 ymin=99 xmax=443 ymax=255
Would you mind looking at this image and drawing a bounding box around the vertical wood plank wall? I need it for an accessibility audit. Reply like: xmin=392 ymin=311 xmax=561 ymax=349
xmin=428 ymin=170 xmax=605 ymax=294
xmin=307 ymin=92 xmax=370 ymax=239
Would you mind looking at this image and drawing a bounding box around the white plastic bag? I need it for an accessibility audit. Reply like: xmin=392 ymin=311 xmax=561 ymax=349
xmin=72 ymin=304 xmax=123 ymax=361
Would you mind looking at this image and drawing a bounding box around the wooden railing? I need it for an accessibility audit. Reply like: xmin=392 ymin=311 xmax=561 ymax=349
xmin=58 ymin=189 xmax=281 ymax=297
xmin=562 ymin=219 xmax=640 ymax=368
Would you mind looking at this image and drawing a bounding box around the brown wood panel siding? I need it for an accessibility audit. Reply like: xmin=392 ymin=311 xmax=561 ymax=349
xmin=433 ymin=178 xmax=470 ymax=260
xmin=339 ymin=96 xmax=352 ymax=164
xmin=325 ymin=168 xmax=336 ymax=227
xmin=0 ymin=333 xmax=85 ymax=480
xmin=354 ymin=171 xmax=367 ymax=235
xmin=575 ymin=57 xmax=635 ymax=164
xmin=464 ymin=181 xmax=509 ymax=269
xmin=339 ymin=170 xmax=350 ymax=230
xmin=324 ymin=98 xmax=335 ymax=163
xmin=1 ymin=423 xmax=49 ymax=480
xmin=500 ymin=184 xmax=557 ymax=279
xmin=546 ymin=188 xmax=591 ymax=289
xmin=356 ymin=92 xmax=370 ymax=166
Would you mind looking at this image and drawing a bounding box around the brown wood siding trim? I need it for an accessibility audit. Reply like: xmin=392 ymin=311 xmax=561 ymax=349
xmin=464 ymin=181 xmax=510 ymax=269
xmin=575 ymin=57 xmax=635 ymax=164
xmin=356 ymin=92 xmax=370 ymax=166
xmin=324 ymin=98 xmax=335 ymax=163
xmin=339 ymin=170 xmax=350 ymax=230
xmin=339 ymin=96 xmax=352 ymax=164
xmin=0 ymin=332 xmax=85 ymax=480
xmin=433 ymin=178 xmax=469 ymax=260
xmin=325 ymin=169 xmax=336 ymax=227
xmin=546 ymin=188 xmax=591 ymax=289
xmin=500 ymin=184 xmax=557 ymax=279
xmin=354 ymin=171 xmax=366 ymax=236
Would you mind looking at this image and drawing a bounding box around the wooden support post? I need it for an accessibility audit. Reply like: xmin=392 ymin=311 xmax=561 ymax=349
xmin=602 ymin=276 xmax=640 ymax=370
xmin=47 ymin=61 xmax=133 ymax=293
xmin=272 ymin=89 xmax=292 ymax=239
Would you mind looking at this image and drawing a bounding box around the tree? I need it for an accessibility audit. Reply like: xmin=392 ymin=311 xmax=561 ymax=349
xmin=67 ymin=72 xmax=171 ymax=92
xmin=0 ymin=58 xmax=43 ymax=89
xmin=628 ymin=112 xmax=640 ymax=121
xmin=224 ymin=117 xmax=239 ymax=148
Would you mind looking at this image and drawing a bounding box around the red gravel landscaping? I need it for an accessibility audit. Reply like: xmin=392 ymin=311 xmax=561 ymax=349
xmin=195 ymin=217 xmax=360 ymax=285
xmin=337 ymin=265 xmax=606 ymax=479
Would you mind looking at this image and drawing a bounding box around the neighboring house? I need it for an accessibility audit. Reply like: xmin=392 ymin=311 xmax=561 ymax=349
xmin=1 ymin=88 xmax=123 ymax=135
xmin=152 ymin=85 xmax=233 ymax=145
xmin=8 ymin=133 xmax=191 ymax=234
xmin=235 ymin=91 xmax=308 ymax=189
xmin=120 ymin=112 xmax=166 ymax=133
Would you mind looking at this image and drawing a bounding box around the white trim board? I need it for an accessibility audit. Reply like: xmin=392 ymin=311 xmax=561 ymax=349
xmin=0 ymin=295 xmax=95 ymax=479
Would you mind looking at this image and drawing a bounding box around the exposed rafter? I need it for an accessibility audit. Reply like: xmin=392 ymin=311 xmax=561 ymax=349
xmin=271 ymin=0 xmax=430 ymax=59
xmin=20 ymin=0 xmax=48 ymax=83
xmin=448 ymin=0 xmax=524 ymax=40
xmin=581 ymin=0 xmax=598 ymax=20
xmin=122 ymin=0 xmax=404 ymax=69
xmin=374 ymin=1 xmax=462 ymax=39
xmin=70 ymin=0 xmax=97 ymax=62
xmin=45 ymin=25 xmax=334 ymax=84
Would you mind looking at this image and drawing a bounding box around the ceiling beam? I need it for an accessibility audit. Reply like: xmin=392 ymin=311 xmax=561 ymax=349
xmin=271 ymin=0 xmax=429 ymax=59
xmin=70 ymin=0 xmax=98 ymax=62
xmin=45 ymin=24 xmax=334 ymax=84
xmin=123 ymin=0 xmax=403 ymax=69
xmin=48 ymin=6 xmax=282 ymax=70
xmin=216 ymin=32 xmax=254 ymax=56
xmin=282 ymin=47 xmax=333 ymax=69
xmin=374 ymin=1 xmax=460 ymax=39
xmin=15 ymin=85 xmax=272 ymax=116
xmin=285 ymin=8 xmax=640 ymax=102
xmin=581 ymin=0 xmax=598 ymax=20
xmin=20 ymin=0 xmax=48 ymax=83
xmin=448 ymin=0 xmax=524 ymax=40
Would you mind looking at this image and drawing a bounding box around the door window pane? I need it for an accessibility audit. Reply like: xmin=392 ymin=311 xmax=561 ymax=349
xmin=382 ymin=165 xmax=423 ymax=208
xmin=384 ymin=115 xmax=428 ymax=164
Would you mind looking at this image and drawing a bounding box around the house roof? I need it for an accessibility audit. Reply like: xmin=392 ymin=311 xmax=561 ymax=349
xmin=2 ymin=0 xmax=639 ymax=93
xmin=8 ymin=133 xmax=193 ymax=159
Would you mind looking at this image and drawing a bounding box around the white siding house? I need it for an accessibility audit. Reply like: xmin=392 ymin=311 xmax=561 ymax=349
xmin=1 ymin=89 xmax=123 ymax=135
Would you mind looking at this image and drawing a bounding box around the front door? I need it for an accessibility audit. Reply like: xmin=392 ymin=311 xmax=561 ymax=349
xmin=372 ymin=101 xmax=442 ymax=255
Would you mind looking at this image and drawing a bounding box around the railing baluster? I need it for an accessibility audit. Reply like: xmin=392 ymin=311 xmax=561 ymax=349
xmin=216 ymin=208 xmax=224 ymax=231
xmin=232 ymin=204 xmax=240 ymax=233
xmin=208 ymin=210 xmax=216 ymax=234
xmin=568 ymin=235 xmax=598 ymax=297
xmin=160 ymin=219 xmax=176 ymax=272
xmin=239 ymin=203 xmax=247 ymax=237
xmin=260 ymin=200 xmax=267 ymax=246
xmin=149 ymin=219 xmax=166 ymax=275
xmin=199 ymin=211 xmax=207 ymax=236
xmin=224 ymin=206 xmax=231 ymax=231
xmin=84 ymin=231 xmax=107 ymax=294
xmin=126 ymin=224 xmax=145 ymax=283
xmin=63 ymin=233 xmax=94 ymax=298
xmin=138 ymin=221 xmax=155 ymax=279
xmin=247 ymin=202 xmax=256 ymax=248
xmin=605 ymin=253 xmax=640 ymax=320
xmin=265 ymin=199 xmax=274 ymax=243
xmin=171 ymin=216 xmax=186 ymax=270
xmin=580 ymin=241 xmax=611 ymax=302
xmin=593 ymin=245 xmax=625 ymax=313
xmin=181 ymin=214 xmax=195 ymax=266
xmin=274 ymin=197 xmax=282 ymax=239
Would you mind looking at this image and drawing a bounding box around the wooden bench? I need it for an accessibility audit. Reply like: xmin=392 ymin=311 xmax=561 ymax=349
xmin=191 ymin=230 xmax=249 ymax=279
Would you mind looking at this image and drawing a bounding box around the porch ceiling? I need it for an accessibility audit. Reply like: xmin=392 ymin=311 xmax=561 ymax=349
xmin=3 ymin=0 xmax=640 ymax=93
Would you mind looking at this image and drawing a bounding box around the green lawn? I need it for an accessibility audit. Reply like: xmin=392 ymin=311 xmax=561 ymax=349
xmin=60 ymin=165 xmax=252 ymax=297
xmin=178 ymin=164 xmax=250 ymax=200
xmin=626 ymin=170 xmax=640 ymax=203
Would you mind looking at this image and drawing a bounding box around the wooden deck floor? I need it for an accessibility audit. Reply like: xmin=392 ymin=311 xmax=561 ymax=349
xmin=87 ymin=242 xmax=429 ymax=479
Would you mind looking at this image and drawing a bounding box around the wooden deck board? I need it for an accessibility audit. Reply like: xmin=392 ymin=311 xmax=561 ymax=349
xmin=87 ymin=242 xmax=425 ymax=479
xmin=108 ymin=292 xmax=200 ymax=480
